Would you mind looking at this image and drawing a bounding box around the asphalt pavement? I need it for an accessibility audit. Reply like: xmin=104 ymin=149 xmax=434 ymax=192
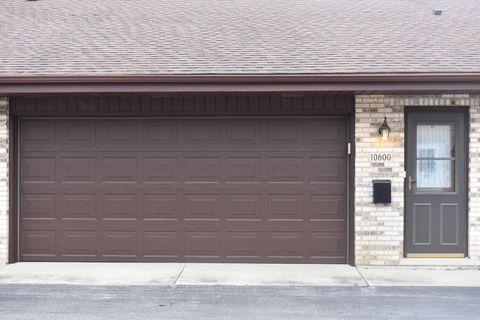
xmin=0 ymin=284 xmax=479 ymax=320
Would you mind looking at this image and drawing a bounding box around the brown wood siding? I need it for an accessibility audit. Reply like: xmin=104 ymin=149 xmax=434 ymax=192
xmin=10 ymin=93 xmax=354 ymax=117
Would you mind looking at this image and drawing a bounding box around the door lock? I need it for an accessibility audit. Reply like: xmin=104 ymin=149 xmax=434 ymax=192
xmin=408 ymin=176 xmax=417 ymax=191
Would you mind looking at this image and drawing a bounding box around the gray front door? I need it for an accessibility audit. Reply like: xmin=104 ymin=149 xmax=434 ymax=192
xmin=405 ymin=111 xmax=467 ymax=257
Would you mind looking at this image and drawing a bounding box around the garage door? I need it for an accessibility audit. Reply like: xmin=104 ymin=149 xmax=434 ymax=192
xmin=19 ymin=117 xmax=349 ymax=263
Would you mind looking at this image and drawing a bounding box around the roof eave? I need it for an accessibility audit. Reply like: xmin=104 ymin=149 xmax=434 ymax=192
xmin=1 ymin=73 xmax=480 ymax=94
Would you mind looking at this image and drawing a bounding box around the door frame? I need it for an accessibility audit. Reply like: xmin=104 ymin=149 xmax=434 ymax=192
xmin=8 ymin=112 xmax=18 ymax=263
xmin=404 ymin=107 xmax=469 ymax=258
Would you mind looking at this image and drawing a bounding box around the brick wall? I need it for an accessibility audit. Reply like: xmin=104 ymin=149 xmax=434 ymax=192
xmin=355 ymin=94 xmax=480 ymax=265
xmin=0 ymin=97 xmax=8 ymax=264
xmin=468 ymin=96 xmax=480 ymax=264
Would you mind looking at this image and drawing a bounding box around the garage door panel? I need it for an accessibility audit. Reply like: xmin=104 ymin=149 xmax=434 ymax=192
xmin=101 ymin=231 xmax=138 ymax=257
xmin=59 ymin=194 xmax=97 ymax=220
xmin=309 ymin=195 xmax=346 ymax=220
xmin=21 ymin=217 xmax=58 ymax=229
xmin=99 ymin=120 xmax=138 ymax=146
xmin=59 ymin=157 xmax=96 ymax=182
xmin=225 ymin=157 xmax=262 ymax=182
xmin=225 ymin=231 xmax=263 ymax=258
xmin=142 ymin=157 xmax=179 ymax=182
xmin=262 ymin=220 xmax=305 ymax=230
xmin=309 ymin=119 xmax=346 ymax=144
xmin=142 ymin=220 xmax=181 ymax=231
xmin=97 ymin=221 xmax=138 ymax=231
xmin=21 ymin=193 xmax=56 ymax=219
xmin=143 ymin=232 xmax=180 ymax=258
xmin=267 ymin=157 xmax=305 ymax=182
xmin=267 ymin=232 xmax=306 ymax=258
xmin=21 ymin=157 xmax=56 ymax=182
xmin=184 ymin=194 xmax=220 ymax=220
xmin=220 ymin=185 xmax=265 ymax=195
xmin=141 ymin=120 xmax=178 ymax=146
xmin=309 ymin=232 xmax=346 ymax=258
xmin=267 ymin=195 xmax=305 ymax=221
xmin=21 ymin=230 xmax=56 ymax=257
xmin=225 ymin=119 xmax=263 ymax=145
xmin=19 ymin=117 xmax=349 ymax=263
xmin=225 ymin=194 xmax=263 ymax=220
xmin=59 ymin=231 xmax=97 ymax=257
xmin=310 ymin=158 xmax=346 ymax=182
xmin=100 ymin=157 xmax=137 ymax=182
xmin=182 ymin=220 xmax=222 ymax=230
xmin=267 ymin=120 xmax=305 ymax=145
xmin=183 ymin=157 xmax=220 ymax=182
xmin=260 ymin=185 xmax=316 ymax=194
xmin=306 ymin=147 xmax=347 ymax=157
xmin=183 ymin=120 xmax=221 ymax=145
xmin=21 ymin=120 xmax=56 ymax=149
xmin=59 ymin=120 xmax=96 ymax=147
xmin=55 ymin=220 xmax=98 ymax=230
xmin=100 ymin=194 xmax=138 ymax=220
xmin=143 ymin=194 xmax=179 ymax=220
xmin=307 ymin=220 xmax=348 ymax=232
xmin=61 ymin=184 xmax=135 ymax=194
xmin=184 ymin=232 xmax=221 ymax=258
xmin=307 ymin=182 xmax=346 ymax=195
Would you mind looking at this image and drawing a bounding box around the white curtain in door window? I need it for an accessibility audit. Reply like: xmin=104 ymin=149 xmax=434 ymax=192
xmin=416 ymin=125 xmax=454 ymax=190
xmin=417 ymin=124 xmax=453 ymax=158
xmin=417 ymin=159 xmax=453 ymax=189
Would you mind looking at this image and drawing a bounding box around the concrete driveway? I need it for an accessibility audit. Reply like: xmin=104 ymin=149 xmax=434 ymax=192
xmin=0 ymin=263 xmax=480 ymax=286
xmin=0 ymin=263 xmax=364 ymax=286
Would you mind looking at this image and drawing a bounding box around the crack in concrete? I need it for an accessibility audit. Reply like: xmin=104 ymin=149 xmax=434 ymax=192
xmin=355 ymin=266 xmax=370 ymax=287
xmin=173 ymin=264 xmax=186 ymax=286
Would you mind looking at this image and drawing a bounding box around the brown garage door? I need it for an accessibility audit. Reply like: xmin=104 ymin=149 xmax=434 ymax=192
xmin=19 ymin=117 xmax=348 ymax=263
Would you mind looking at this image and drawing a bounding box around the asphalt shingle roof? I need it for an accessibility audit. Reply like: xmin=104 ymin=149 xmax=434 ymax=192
xmin=0 ymin=0 xmax=479 ymax=76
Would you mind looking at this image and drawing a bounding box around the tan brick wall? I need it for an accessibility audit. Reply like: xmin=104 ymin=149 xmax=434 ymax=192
xmin=468 ymin=96 xmax=480 ymax=263
xmin=355 ymin=94 xmax=480 ymax=265
xmin=0 ymin=97 xmax=8 ymax=264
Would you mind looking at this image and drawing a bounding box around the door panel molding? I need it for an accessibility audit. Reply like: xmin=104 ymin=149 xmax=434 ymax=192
xmin=412 ymin=203 xmax=432 ymax=245
xmin=440 ymin=203 xmax=459 ymax=245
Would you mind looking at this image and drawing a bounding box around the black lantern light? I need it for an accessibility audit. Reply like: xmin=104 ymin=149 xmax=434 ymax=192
xmin=378 ymin=116 xmax=391 ymax=141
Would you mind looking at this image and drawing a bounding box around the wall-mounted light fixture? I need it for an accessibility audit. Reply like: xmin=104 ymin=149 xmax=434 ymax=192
xmin=378 ymin=116 xmax=391 ymax=141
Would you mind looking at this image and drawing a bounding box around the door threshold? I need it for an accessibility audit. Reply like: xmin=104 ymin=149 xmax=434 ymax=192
xmin=406 ymin=253 xmax=465 ymax=258
xmin=400 ymin=258 xmax=475 ymax=266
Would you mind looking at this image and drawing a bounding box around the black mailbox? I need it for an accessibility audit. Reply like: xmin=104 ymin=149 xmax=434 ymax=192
xmin=373 ymin=180 xmax=391 ymax=204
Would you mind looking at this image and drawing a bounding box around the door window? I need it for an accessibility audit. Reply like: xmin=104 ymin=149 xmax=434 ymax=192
xmin=416 ymin=124 xmax=455 ymax=192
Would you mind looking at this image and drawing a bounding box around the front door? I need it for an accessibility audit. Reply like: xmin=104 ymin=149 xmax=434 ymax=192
xmin=405 ymin=111 xmax=467 ymax=257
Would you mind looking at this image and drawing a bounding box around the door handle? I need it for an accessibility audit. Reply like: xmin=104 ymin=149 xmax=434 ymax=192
xmin=408 ymin=176 xmax=417 ymax=191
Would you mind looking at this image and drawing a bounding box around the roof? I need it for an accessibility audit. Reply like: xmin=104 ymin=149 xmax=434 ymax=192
xmin=1 ymin=0 xmax=480 ymax=77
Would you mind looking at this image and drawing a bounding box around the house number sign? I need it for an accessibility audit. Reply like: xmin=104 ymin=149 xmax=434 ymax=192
xmin=369 ymin=153 xmax=392 ymax=162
